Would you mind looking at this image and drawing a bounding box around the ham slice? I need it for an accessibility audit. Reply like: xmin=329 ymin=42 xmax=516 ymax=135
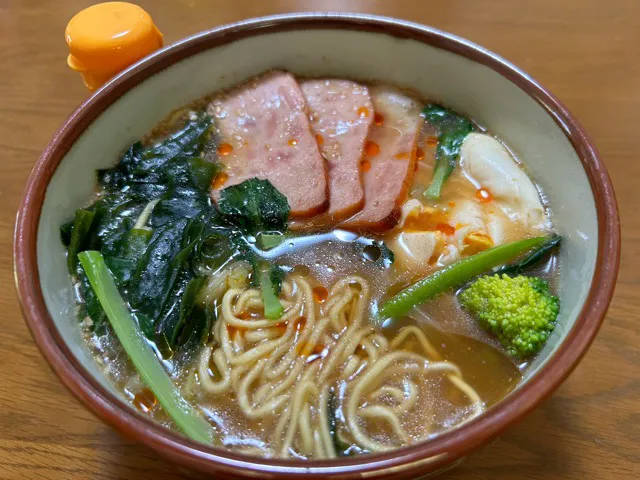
xmin=208 ymin=71 xmax=328 ymax=218
xmin=293 ymin=79 xmax=372 ymax=227
xmin=341 ymin=86 xmax=422 ymax=232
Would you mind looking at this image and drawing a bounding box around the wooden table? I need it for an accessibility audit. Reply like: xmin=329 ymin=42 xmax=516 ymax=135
xmin=1 ymin=1 xmax=637 ymax=478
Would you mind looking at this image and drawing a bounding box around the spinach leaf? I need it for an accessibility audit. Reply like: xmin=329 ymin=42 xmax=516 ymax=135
xmin=171 ymin=276 xmax=207 ymax=347
xmin=152 ymin=268 xmax=195 ymax=355
xmin=150 ymin=184 xmax=214 ymax=227
xmin=62 ymin=193 xmax=149 ymax=334
xmin=67 ymin=209 xmax=96 ymax=274
xmin=104 ymin=228 xmax=152 ymax=284
xmin=188 ymin=301 xmax=217 ymax=345
xmin=97 ymin=142 xmax=145 ymax=190
xmin=423 ymin=104 xmax=474 ymax=200
xmin=128 ymin=219 xmax=194 ymax=323
xmin=63 ymin=111 xmax=240 ymax=350
xmin=135 ymin=311 xmax=156 ymax=339
xmin=495 ymin=235 xmax=561 ymax=276
xmin=98 ymin=113 xmax=213 ymax=191
xmin=126 ymin=219 xmax=217 ymax=349
xmin=90 ymin=193 xmax=148 ymax=257
xmin=60 ymin=219 xmax=74 ymax=247
xmin=138 ymin=114 xmax=213 ymax=171
xmin=216 ymin=178 xmax=291 ymax=319
xmin=161 ymin=156 xmax=219 ymax=192
xmin=218 ymin=178 xmax=289 ymax=235
xmin=193 ymin=230 xmax=241 ymax=274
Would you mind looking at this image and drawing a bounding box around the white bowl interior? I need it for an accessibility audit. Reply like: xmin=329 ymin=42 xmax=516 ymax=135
xmin=37 ymin=28 xmax=597 ymax=402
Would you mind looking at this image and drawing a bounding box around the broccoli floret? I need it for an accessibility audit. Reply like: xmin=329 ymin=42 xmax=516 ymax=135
xmin=459 ymin=274 xmax=559 ymax=358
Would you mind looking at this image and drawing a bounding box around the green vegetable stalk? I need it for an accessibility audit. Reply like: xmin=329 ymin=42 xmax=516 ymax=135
xmin=378 ymin=236 xmax=548 ymax=319
xmin=255 ymin=261 xmax=285 ymax=320
xmin=78 ymin=250 xmax=213 ymax=444
xmin=257 ymin=232 xmax=286 ymax=250
xmin=422 ymin=104 xmax=473 ymax=200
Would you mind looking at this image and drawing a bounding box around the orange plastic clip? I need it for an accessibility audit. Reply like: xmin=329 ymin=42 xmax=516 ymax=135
xmin=65 ymin=2 xmax=163 ymax=91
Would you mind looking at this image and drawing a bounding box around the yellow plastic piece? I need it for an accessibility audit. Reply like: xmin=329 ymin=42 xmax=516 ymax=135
xmin=65 ymin=2 xmax=163 ymax=91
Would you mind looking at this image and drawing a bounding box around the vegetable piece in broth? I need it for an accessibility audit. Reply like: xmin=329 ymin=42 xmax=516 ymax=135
xmin=78 ymin=251 xmax=213 ymax=444
xmin=378 ymin=236 xmax=548 ymax=319
xmin=61 ymin=113 xmax=222 ymax=347
xmin=423 ymin=104 xmax=474 ymax=200
xmin=254 ymin=261 xmax=286 ymax=320
xmin=217 ymin=178 xmax=291 ymax=319
xmin=495 ymin=235 xmax=561 ymax=276
xmin=66 ymin=209 xmax=96 ymax=274
xmin=98 ymin=112 xmax=213 ymax=191
xmin=217 ymin=178 xmax=290 ymax=235
xmin=460 ymin=274 xmax=559 ymax=358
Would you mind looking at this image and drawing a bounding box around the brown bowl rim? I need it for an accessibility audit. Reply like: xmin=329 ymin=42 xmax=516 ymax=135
xmin=14 ymin=13 xmax=620 ymax=479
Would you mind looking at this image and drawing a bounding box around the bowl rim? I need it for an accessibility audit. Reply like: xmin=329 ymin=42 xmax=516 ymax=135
xmin=14 ymin=12 xmax=620 ymax=479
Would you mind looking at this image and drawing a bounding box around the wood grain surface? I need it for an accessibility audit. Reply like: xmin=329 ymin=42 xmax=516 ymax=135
xmin=1 ymin=1 xmax=638 ymax=479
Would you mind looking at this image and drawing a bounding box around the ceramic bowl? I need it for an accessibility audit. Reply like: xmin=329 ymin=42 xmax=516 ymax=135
xmin=14 ymin=13 xmax=620 ymax=480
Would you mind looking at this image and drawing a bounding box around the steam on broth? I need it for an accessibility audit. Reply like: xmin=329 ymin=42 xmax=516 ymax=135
xmin=64 ymin=71 xmax=560 ymax=459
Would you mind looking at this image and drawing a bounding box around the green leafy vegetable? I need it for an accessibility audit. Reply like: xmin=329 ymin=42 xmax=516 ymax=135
xmin=127 ymin=219 xmax=195 ymax=323
xmin=104 ymin=228 xmax=152 ymax=284
xmin=139 ymin=115 xmax=213 ymax=168
xmin=193 ymin=230 xmax=240 ymax=274
xmin=84 ymin=192 xmax=148 ymax=258
xmin=217 ymin=178 xmax=291 ymax=319
xmin=149 ymin=158 xmax=219 ymax=227
xmin=98 ymin=113 xmax=213 ymax=192
xmin=67 ymin=209 xmax=96 ymax=274
xmin=61 ymin=113 xmax=221 ymax=348
xmin=78 ymin=251 xmax=213 ymax=444
xmin=327 ymin=389 xmax=351 ymax=456
xmin=495 ymin=235 xmax=562 ymax=276
xmin=378 ymin=236 xmax=548 ymax=319
xmin=422 ymin=104 xmax=474 ymax=200
xmin=60 ymin=219 xmax=74 ymax=246
xmin=130 ymin=219 xmax=211 ymax=350
xmin=186 ymin=301 xmax=217 ymax=346
xmin=218 ymin=178 xmax=289 ymax=235
xmin=172 ymin=276 xmax=208 ymax=347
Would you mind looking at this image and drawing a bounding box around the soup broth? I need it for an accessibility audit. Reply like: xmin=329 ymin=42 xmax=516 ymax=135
xmin=67 ymin=71 xmax=559 ymax=459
